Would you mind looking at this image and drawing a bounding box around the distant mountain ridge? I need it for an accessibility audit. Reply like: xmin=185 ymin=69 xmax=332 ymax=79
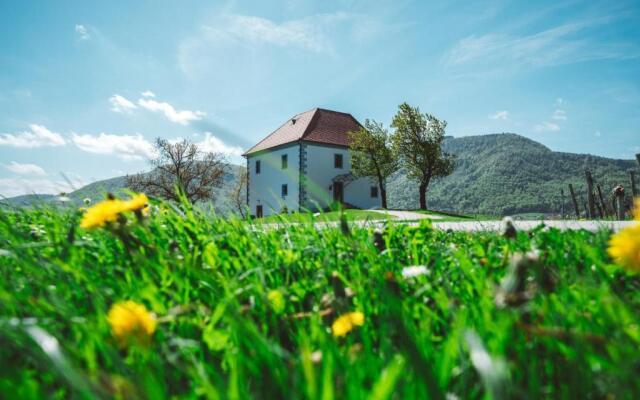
xmin=1 ymin=165 xmax=245 ymax=215
xmin=387 ymin=133 xmax=637 ymax=215
xmin=3 ymin=134 xmax=637 ymax=216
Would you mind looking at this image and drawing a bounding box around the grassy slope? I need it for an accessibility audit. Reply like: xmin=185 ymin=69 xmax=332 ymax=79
xmin=1 ymin=201 xmax=639 ymax=398
xmin=1 ymin=165 xmax=245 ymax=215
xmin=388 ymin=133 xmax=637 ymax=216
xmin=411 ymin=209 xmax=501 ymax=222
xmin=259 ymin=209 xmax=396 ymax=223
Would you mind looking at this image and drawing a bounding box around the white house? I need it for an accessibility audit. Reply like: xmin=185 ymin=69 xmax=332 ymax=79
xmin=243 ymin=108 xmax=381 ymax=217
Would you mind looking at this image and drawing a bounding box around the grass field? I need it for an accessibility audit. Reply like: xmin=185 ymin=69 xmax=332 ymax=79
xmin=1 ymin=197 xmax=639 ymax=399
xmin=411 ymin=210 xmax=500 ymax=222
xmin=259 ymin=209 xmax=395 ymax=223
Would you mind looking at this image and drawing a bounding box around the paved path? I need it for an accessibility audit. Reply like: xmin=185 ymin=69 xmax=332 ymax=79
xmin=368 ymin=209 xmax=443 ymax=220
xmin=260 ymin=219 xmax=635 ymax=232
xmin=431 ymin=220 xmax=636 ymax=232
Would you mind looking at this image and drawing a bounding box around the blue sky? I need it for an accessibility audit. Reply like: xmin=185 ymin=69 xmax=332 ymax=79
xmin=1 ymin=0 xmax=639 ymax=197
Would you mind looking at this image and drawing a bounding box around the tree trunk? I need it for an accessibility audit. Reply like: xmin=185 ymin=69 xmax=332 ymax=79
xmin=380 ymin=187 xmax=388 ymax=209
xmin=419 ymin=183 xmax=427 ymax=210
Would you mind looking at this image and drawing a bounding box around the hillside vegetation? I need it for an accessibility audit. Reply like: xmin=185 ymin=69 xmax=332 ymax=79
xmin=2 ymin=165 xmax=245 ymax=215
xmin=388 ymin=134 xmax=637 ymax=216
xmin=4 ymin=134 xmax=637 ymax=217
xmin=1 ymin=199 xmax=639 ymax=398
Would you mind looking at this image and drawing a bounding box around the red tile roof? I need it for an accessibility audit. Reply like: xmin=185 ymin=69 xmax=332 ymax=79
xmin=243 ymin=108 xmax=362 ymax=155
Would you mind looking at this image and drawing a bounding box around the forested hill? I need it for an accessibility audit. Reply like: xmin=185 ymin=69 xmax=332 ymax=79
xmin=3 ymin=134 xmax=636 ymax=217
xmin=2 ymin=165 xmax=245 ymax=215
xmin=387 ymin=133 xmax=637 ymax=216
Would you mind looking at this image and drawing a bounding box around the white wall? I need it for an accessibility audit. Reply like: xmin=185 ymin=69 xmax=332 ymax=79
xmin=247 ymin=144 xmax=299 ymax=216
xmin=303 ymin=143 xmax=380 ymax=210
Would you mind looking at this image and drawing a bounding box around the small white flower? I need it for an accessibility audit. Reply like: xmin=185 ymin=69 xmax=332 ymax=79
xmin=401 ymin=265 xmax=429 ymax=279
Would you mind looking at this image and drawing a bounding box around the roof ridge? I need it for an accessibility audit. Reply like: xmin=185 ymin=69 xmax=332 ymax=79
xmin=300 ymin=108 xmax=322 ymax=139
xmin=315 ymin=108 xmax=354 ymax=117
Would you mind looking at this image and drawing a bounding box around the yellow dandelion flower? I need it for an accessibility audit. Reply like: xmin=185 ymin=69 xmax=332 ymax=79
xmin=608 ymin=224 xmax=640 ymax=273
xmin=107 ymin=301 xmax=157 ymax=346
xmin=122 ymin=193 xmax=149 ymax=213
xmin=331 ymin=311 xmax=365 ymax=337
xmin=80 ymin=199 xmax=127 ymax=229
xmin=267 ymin=289 xmax=285 ymax=314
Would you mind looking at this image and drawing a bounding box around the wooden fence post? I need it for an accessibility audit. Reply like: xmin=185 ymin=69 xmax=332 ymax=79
xmin=560 ymin=188 xmax=565 ymax=219
xmin=596 ymin=184 xmax=609 ymax=218
xmin=613 ymin=185 xmax=625 ymax=220
xmin=631 ymin=170 xmax=638 ymax=197
xmin=585 ymin=170 xmax=596 ymax=219
xmin=568 ymin=184 xmax=580 ymax=218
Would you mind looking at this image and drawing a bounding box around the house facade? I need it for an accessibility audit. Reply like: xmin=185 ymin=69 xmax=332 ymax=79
xmin=243 ymin=108 xmax=381 ymax=217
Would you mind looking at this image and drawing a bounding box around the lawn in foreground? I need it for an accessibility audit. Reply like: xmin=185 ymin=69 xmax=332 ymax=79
xmin=258 ymin=209 xmax=396 ymax=223
xmin=0 ymin=200 xmax=639 ymax=399
xmin=411 ymin=209 xmax=501 ymax=222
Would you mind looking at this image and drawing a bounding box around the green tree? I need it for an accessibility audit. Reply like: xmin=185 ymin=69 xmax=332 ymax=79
xmin=348 ymin=120 xmax=398 ymax=209
xmin=391 ymin=103 xmax=455 ymax=210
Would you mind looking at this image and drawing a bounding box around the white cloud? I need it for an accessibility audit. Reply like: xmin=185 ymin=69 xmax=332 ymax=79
xmin=552 ymin=109 xmax=567 ymax=120
xmin=197 ymin=132 xmax=243 ymax=156
xmin=489 ymin=110 xmax=509 ymax=120
xmin=0 ymin=124 xmax=66 ymax=148
xmin=445 ymin=18 xmax=640 ymax=68
xmin=209 ymin=13 xmax=351 ymax=53
xmin=138 ymin=98 xmax=205 ymax=125
xmin=534 ymin=121 xmax=560 ymax=132
xmin=4 ymin=161 xmax=46 ymax=176
xmin=141 ymin=90 xmax=156 ymax=98
xmin=75 ymin=24 xmax=90 ymax=40
xmin=109 ymin=94 xmax=137 ymax=113
xmin=178 ymin=12 xmax=380 ymax=77
xmin=0 ymin=178 xmax=75 ymax=198
xmin=72 ymin=132 xmax=155 ymax=160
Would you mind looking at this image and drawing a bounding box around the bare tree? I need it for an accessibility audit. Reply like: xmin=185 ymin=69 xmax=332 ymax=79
xmin=230 ymin=166 xmax=248 ymax=218
xmin=127 ymin=138 xmax=228 ymax=204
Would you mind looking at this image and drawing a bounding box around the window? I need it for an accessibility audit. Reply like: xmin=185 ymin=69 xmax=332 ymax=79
xmin=255 ymin=160 xmax=261 ymax=174
xmin=256 ymin=205 xmax=263 ymax=218
xmin=334 ymin=154 xmax=343 ymax=168
xmin=371 ymin=186 xmax=379 ymax=198
xmin=281 ymin=184 xmax=288 ymax=197
xmin=281 ymin=154 xmax=288 ymax=169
